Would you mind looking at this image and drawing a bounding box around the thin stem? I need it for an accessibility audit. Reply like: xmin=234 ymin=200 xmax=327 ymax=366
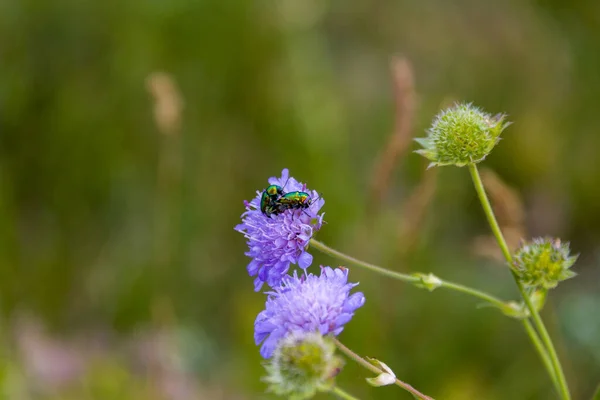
xmin=467 ymin=164 xmax=513 ymax=261
xmin=309 ymin=237 xmax=559 ymax=393
xmin=310 ymin=239 xmax=507 ymax=310
xmin=524 ymin=295 xmax=569 ymax=399
xmin=468 ymin=163 xmax=570 ymax=400
xmin=438 ymin=280 xmax=507 ymax=309
xmin=310 ymin=239 xmax=418 ymax=283
xmin=523 ymin=318 xmax=557 ymax=386
xmin=330 ymin=386 xmax=361 ymax=400
xmin=332 ymin=338 xmax=434 ymax=400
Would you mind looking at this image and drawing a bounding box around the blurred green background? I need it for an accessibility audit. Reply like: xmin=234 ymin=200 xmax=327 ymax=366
xmin=1 ymin=0 xmax=599 ymax=398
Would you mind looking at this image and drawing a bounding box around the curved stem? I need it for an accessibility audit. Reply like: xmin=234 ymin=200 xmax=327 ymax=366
xmin=333 ymin=338 xmax=434 ymax=400
xmin=330 ymin=386 xmax=361 ymax=400
xmin=309 ymin=238 xmax=419 ymax=283
xmin=310 ymin=238 xmax=507 ymax=310
xmin=468 ymin=163 xmax=570 ymax=400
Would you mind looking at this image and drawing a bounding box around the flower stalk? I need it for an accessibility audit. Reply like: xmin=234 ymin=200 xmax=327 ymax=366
xmin=332 ymin=338 xmax=434 ymax=400
xmin=310 ymin=238 xmax=558 ymax=391
xmin=309 ymin=239 xmax=510 ymax=311
xmin=330 ymin=386 xmax=361 ymax=400
xmin=468 ymin=163 xmax=570 ymax=400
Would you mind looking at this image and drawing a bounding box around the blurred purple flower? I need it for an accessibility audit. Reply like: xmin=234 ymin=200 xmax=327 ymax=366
xmin=235 ymin=169 xmax=325 ymax=291
xmin=254 ymin=266 xmax=365 ymax=358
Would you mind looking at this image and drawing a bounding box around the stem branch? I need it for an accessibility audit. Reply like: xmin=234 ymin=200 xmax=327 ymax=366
xmin=333 ymin=338 xmax=434 ymax=400
xmin=310 ymin=239 xmax=507 ymax=310
xmin=330 ymin=386 xmax=361 ymax=400
xmin=468 ymin=163 xmax=569 ymax=400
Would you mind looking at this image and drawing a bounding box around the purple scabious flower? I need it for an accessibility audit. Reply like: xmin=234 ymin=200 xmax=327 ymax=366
xmin=254 ymin=266 xmax=365 ymax=359
xmin=235 ymin=169 xmax=325 ymax=291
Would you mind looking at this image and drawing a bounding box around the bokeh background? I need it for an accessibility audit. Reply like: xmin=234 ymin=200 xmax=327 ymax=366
xmin=1 ymin=0 xmax=599 ymax=399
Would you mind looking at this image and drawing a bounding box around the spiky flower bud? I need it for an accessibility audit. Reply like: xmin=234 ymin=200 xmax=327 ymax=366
xmin=263 ymin=332 xmax=343 ymax=399
xmin=511 ymin=237 xmax=578 ymax=289
xmin=415 ymin=103 xmax=511 ymax=167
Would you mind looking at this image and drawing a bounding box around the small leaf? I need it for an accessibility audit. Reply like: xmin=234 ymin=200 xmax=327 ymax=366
xmin=414 ymin=137 xmax=431 ymax=148
xmin=562 ymin=270 xmax=577 ymax=280
xmin=530 ymin=289 xmax=547 ymax=312
xmin=412 ymin=273 xmax=442 ymax=292
xmin=500 ymin=301 xmax=529 ymax=319
xmin=414 ymin=149 xmax=436 ymax=161
xmin=366 ymin=358 xmax=395 ymax=374
xmin=365 ymin=358 xmax=396 ymax=387
xmin=366 ymin=373 xmax=396 ymax=387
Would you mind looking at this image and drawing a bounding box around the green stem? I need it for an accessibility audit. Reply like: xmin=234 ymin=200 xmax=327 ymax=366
xmin=332 ymin=338 xmax=434 ymax=400
xmin=308 ymin=238 xmax=559 ymax=392
xmin=309 ymin=238 xmax=418 ymax=283
xmin=312 ymin=235 xmax=555 ymax=388
xmin=523 ymin=318 xmax=557 ymax=386
xmin=468 ymin=163 xmax=570 ymax=400
xmin=309 ymin=238 xmax=507 ymax=310
xmin=438 ymin=280 xmax=508 ymax=310
xmin=330 ymin=386 xmax=361 ymax=400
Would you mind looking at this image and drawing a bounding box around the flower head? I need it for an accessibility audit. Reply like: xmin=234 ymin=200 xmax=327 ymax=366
xmin=255 ymin=266 xmax=365 ymax=359
xmin=236 ymin=169 xmax=325 ymax=291
xmin=511 ymin=237 xmax=578 ymax=289
xmin=415 ymin=103 xmax=511 ymax=167
xmin=263 ymin=332 xmax=343 ymax=399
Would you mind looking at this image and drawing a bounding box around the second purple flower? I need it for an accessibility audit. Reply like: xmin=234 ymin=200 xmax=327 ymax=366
xmin=254 ymin=266 xmax=365 ymax=358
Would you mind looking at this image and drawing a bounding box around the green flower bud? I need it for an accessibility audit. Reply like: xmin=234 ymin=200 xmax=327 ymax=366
xmin=263 ymin=332 xmax=343 ymax=399
xmin=412 ymin=272 xmax=442 ymax=292
xmin=511 ymin=237 xmax=578 ymax=289
xmin=415 ymin=103 xmax=511 ymax=167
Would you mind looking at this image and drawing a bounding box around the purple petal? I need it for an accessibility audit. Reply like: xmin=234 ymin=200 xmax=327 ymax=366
xmin=332 ymin=327 xmax=344 ymax=336
xmin=298 ymin=251 xmax=313 ymax=269
xmin=260 ymin=332 xmax=283 ymax=358
xmin=319 ymin=323 xmax=329 ymax=335
xmin=247 ymin=259 xmax=260 ymax=275
xmin=334 ymin=313 xmax=353 ymax=327
xmin=253 ymin=277 xmax=264 ymax=292
xmin=334 ymin=268 xmax=348 ymax=281
xmin=234 ymin=223 xmax=246 ymax=232
xmin=344 ymin=292 xmax=366 ymax=311
xmin=322 ymin=267 xmax=335 ymax=279
xmin=254 ymin=322 xmax=278 ymax=344
xmin=297 ymin=230 xmax=312 ymax=242
xmin=258 ymin=265 xmax=268 ymax=281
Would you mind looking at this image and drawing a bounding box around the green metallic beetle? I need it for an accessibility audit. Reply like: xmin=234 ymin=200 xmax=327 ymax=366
xmin=274 ymin=191 xmax=312 ymax=213
xmin=260 ymin=184 xmax=284 ymax=216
